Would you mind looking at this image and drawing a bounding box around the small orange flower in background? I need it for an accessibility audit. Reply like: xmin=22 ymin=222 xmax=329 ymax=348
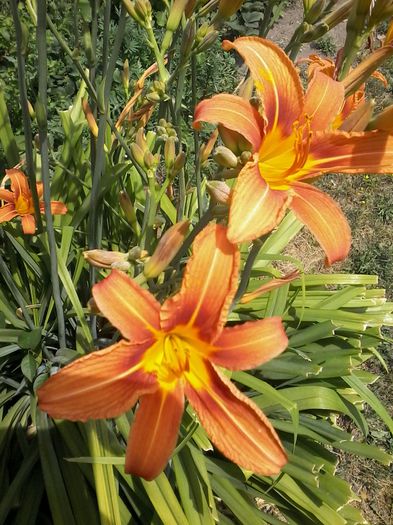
xmin=38 ymin=223 xmax=288 ymax=480
xmin=0 ymin=169 xmax=67 ymax=234
xmin=194 ymin=37 xmax=393 ymax=265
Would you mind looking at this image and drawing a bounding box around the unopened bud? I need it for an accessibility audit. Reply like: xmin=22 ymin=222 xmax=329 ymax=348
xmin=144 ymin=220 xmax=190 ymax=278
xmin=218 ymin=124 xmax=252 ymax=155
xmin=128 ymin=246 xmax=148 ymax=260
xmin=216 ymin=0 xmax=245 ymax=22
xmin=304 ymin=0 xmax=327 ymax=24
xmin=206 ymin=180 xmax=231 ymax=205
xmin=83 ymin=249 xmax=128 ymax=269
xmin=200 ymin=129 xmax=219 ymax=163
xmin=82 ymin=98 xmax=99 ymax=137
xmin=119 ymin=191 xmax=141 ymax=236
xmin=367 ymin=104 xmax=393 ymax=132
xmin=112 ymin=260 xmax=131 ymax=271
xmin=185 ymin=0 xmax=197 ymax=18
xmin=122 ymin=59 xmax=130 ymax=94
xmin=166 ymin=0 xmax=188 ymax=32
xmin=164 ymin=136 xmax=176 ymax=172
xmin=173 ymin=151 xmax=186 ymax=175
xmin=240 ymin=150 xmax=252 ymax=164
xmin=180 ymin=18 xmax=196 ymax=60
xmin=196 ymin=29 xmax=219 ymax=53
xmin=130 ymin=142 xmax=146 ymax=168
xmin=135 ymin=0 xmax=152 ymax=25
xmin=213 ymin=146 xmax=238 ymax=168
xmin=27 ymin=100 xmax=35 ymax=119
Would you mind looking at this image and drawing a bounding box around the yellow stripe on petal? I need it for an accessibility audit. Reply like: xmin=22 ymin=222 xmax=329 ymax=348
xmin=186 ymin=364 xmax=287 ymax=475
xmin=223 ymin=37 xmax=304 ymax=137
xmin=160 ymin=224 xmax=239 ymax=341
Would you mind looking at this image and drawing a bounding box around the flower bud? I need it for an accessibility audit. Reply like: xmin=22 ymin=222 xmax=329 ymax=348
xmin=82 ymin=98 xmax=99 ymax=138
xmin=213 ymin=145 xmax=238 ymax=168
xmin=130 ymin=142 xmax=146 ymax=168
xmin=111 ymin=260 xmax=131 ymax=271
xmin=185 ymin=0 xmax=197 ymax=18
xmin=206 ymin=180 xmax=231 ymax=205
xmin=144 ymin=220 xmax=190 ymax=278
xmin=304 ymin=0 xmax=327 ymax=24
xmin=135 ymin=0 xmax=152 ymax=26
xmin=180 ymin=18 xmax=196 ymax=60
xmin=83 ymin=249 xmax=128 ymax=269
xmin=218 ymin=124 xmax=252 ymax=156
xmin=216 ymin=0 xmax=245 ymax=22
xmin=196 ymin=29 xmax=219 ymax=53
xmin=200 ymin=129 xmax=219 ymax=164
xmin=173 ymin=151 xmax=186 ymax=175
xmin=128 ymin=246 xmax=148 ymax=261
xmin=367 ymin=104 xmax=393 ymax=132
xmin=119 ymin=190 xmax=141 ymax=236
xmin=164 ymin=136 xmax=177 ymax=172
xmin=122 ymin=59 xmax=130 ymax=94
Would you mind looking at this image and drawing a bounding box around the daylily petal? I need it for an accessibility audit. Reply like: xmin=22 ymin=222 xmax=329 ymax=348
xmin=36 ymin=182 xmax=43 ymax=199
xmin=0 ymin=189 xmax=15 ymax=203
xmin=6 ymin=169 xmax=30 ymax=199
xmin=160 ymin=223 xmax=239 ymax=341
xmin=93 ymin=270 xmax=160 ymax=342
xmin=227 ymin=162 xmax=290 ymax=243
xmin=21 ymin=214 xmax=36 ymax=234
xmin=289 ymin=182 xmax=351 ymax=266
xmin=39 ymin=201 xmax=68 ymax=215
xmin=194 ymin=94 xmax=264 ymax=151
xmin=125 ymin=384 xmax=184 ymax=480
xmin=223 ymin=37 xmax=304 ymax=136
xmin=0 ymin=204 xmax=18 ymax=223
xmin=211 ymin=317 xmax=288 ymax=370
xmin=186 ymin=364 xmax=287 ymax=475
xmin=303 ymin=71 xmax=345 ymax=131
xmin=307 ymin=130 xmax=393 ymax=174
xmin=240 ymin=270 xmax=300 ymax=304
xmin=339 ymin=100 xmax=374 ymax=132
xmin=37 ymin=340 xmax=157 ymax=421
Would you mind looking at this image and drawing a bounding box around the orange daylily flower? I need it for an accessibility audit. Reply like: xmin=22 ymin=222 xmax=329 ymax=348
xmin=38 ymin=224 xmax=288 ymax=480
xmin=0 ymin=169 xmax=67 ymax=234
xmin=194 ymin=37 xmax=393 ymax=265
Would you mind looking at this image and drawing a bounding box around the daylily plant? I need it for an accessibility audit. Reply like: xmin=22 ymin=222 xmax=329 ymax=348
xmin=194 ymin=37 xmax=393 ymax=265
xmin=0 ymin=169 xmax=67 ymax=234
xmin=38 ymin=224 xmax=288 ymax=480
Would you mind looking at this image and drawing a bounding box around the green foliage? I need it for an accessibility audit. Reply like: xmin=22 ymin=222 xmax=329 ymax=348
xmin=0 ymin=1 xmax=392 ymax=524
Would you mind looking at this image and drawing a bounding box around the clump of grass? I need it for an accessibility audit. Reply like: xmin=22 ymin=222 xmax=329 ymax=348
xmin=311 ymin=34 xmax=337 ymax=57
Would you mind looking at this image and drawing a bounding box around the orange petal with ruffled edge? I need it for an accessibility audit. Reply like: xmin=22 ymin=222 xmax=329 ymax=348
xmin=304 ymin=71 xmax=344 ymax=131
xmin=223 ymin=37 xmax=304 ymax=137
xmin=37 ymin=340 xmax=157 ymax=421
xmin=306 ymin=130 xmax=393 ymax=174
xmin=160 ymin=223 xmax=239 ymax=341
xmin=21 ymin=214 xmax=36 ymax=234
xmin=0 ymin=204 xmax=18 ymax=223
xmin=227 ymin=162 xmax=290 ymax=243
xmin=186 ymin=364 xmax=287 ymax=474
xmin=289 ymin=182 xmax=351 ymax=266
xmin=93 ymin=269 xmax=160 ymax=342
xmin=125 ymin=384 xmax=184 ymax=479
xmin=0 ymin=189 xmax=15 ymax=203
xmin=39 ymin=201 xmax=68 ymax=215
xmin=6 ymin=169 xmax=31 ymax=199
xmin=211 ymin=317 xmax=288 ymax=370
xmin=194 ymin=94 xmax=264 ymax=151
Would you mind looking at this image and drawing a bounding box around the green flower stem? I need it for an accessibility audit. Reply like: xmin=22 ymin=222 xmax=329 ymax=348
xmin=174 ymin=63 xmax=189 ymax=221
xmin=145 ymin=25 xmax=169 ymax=83
xmin=10 ymin=0 xmax=42 ymax=232
xmin=231 ymin=237 xmax=266 ymax=310
xmin=145 ymin=174 xmax=159 ymax=252
xmin=36 ymin=0 xmax=66 ymax=348
xmin=191 ymin=54 xmax=203 ymax=219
